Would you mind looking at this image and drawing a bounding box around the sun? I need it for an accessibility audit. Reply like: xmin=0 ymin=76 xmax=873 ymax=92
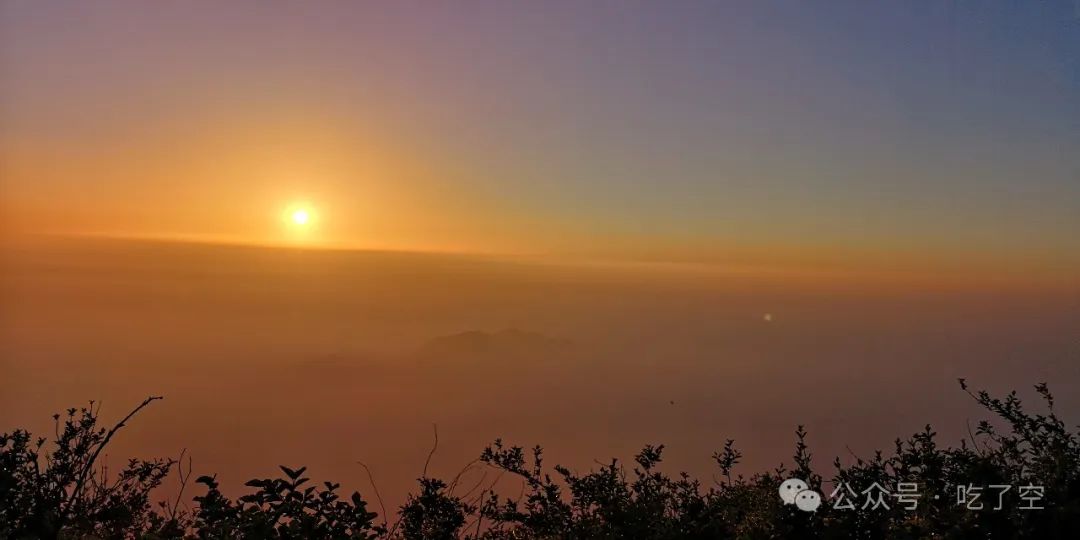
xmin=291 ymin=209 xmax=310 ymax=225
xmin=282 ymin=203 xmax=318 ymax=236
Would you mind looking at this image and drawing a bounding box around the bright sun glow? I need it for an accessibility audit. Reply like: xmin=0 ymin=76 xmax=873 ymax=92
xmin=292 ymin=209 xmax=310 ymax=225
xmin=282 ymin=203 xmax=318 ymax=239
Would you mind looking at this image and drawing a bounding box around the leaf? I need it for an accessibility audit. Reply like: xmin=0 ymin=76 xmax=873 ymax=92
xmin=280 ymin=465 xmax=307 ymax=480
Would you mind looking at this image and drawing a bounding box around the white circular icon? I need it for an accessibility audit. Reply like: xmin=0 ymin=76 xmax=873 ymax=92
xmin=795 ymin=489 xmax=822 ymax=512
xmin=778 ymin=478 xmax=809 ymax=504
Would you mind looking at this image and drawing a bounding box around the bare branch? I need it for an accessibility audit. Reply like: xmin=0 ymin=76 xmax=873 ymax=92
xmin=448 ymin=458 xmax=481 ymax=494
xmin=169 ymin=448 xmax=192 ymax=521
xmin=357 ymin=460 xmax=389 ymax=532
xmin=423 ymin=423 xmax=439 ymax=478
xmin=61 ymin=395 xmax=163 ymax=524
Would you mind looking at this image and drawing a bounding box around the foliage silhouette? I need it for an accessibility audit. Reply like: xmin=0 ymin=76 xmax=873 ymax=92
xmin=189 ymin=467 xmax=382 ymax=539
xmin=2 ymin=380 xmax=1079 ymax=538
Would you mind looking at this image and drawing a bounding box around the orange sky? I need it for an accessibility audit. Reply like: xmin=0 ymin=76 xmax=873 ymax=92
xmin=2 ymin=2 xmax=1078 ymax=287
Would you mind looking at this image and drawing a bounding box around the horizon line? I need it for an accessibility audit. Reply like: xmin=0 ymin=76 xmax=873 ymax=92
xmin=3 ymin=230 xmax=1077 ymax=292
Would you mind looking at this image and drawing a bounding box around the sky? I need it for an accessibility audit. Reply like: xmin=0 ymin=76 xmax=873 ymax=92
xmin=2 ymin=1 xmax=1079 ymax=279
xmin=2 ymin=1 xmax=1080 ymax=505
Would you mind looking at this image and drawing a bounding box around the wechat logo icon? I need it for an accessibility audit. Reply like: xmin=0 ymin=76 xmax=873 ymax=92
xmin=779 ymin=478 xmax=822 ymax=512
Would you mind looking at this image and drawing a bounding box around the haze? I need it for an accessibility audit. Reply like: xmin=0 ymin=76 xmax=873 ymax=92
xmin=2 ymin=0 xmax=1079 ymax=508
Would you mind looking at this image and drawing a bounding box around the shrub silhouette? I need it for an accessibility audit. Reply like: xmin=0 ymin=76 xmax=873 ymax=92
xmin=189 ymin=467 xmax=382 ymax=538
xmin=2 ymin=380 xmax=1078 ymax=538
xmin=0 ymin=397 xmax=179 ymax=539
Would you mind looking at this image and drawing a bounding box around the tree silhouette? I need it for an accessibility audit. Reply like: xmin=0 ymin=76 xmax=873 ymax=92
xmin=2 ymin=380 xmax=1078 ymax=538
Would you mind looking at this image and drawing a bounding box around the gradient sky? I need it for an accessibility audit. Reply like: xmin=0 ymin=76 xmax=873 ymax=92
xmin=2 ymin=1 xmax=1078 ymax=277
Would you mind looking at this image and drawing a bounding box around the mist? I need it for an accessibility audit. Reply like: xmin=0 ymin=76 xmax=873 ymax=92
xmin=2 ymin=236 xmax=1078 ymax=508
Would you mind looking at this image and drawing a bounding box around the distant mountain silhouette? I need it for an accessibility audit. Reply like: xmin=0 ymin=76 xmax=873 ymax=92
xmin=417 ymin=328 xmax=571 ymax=361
